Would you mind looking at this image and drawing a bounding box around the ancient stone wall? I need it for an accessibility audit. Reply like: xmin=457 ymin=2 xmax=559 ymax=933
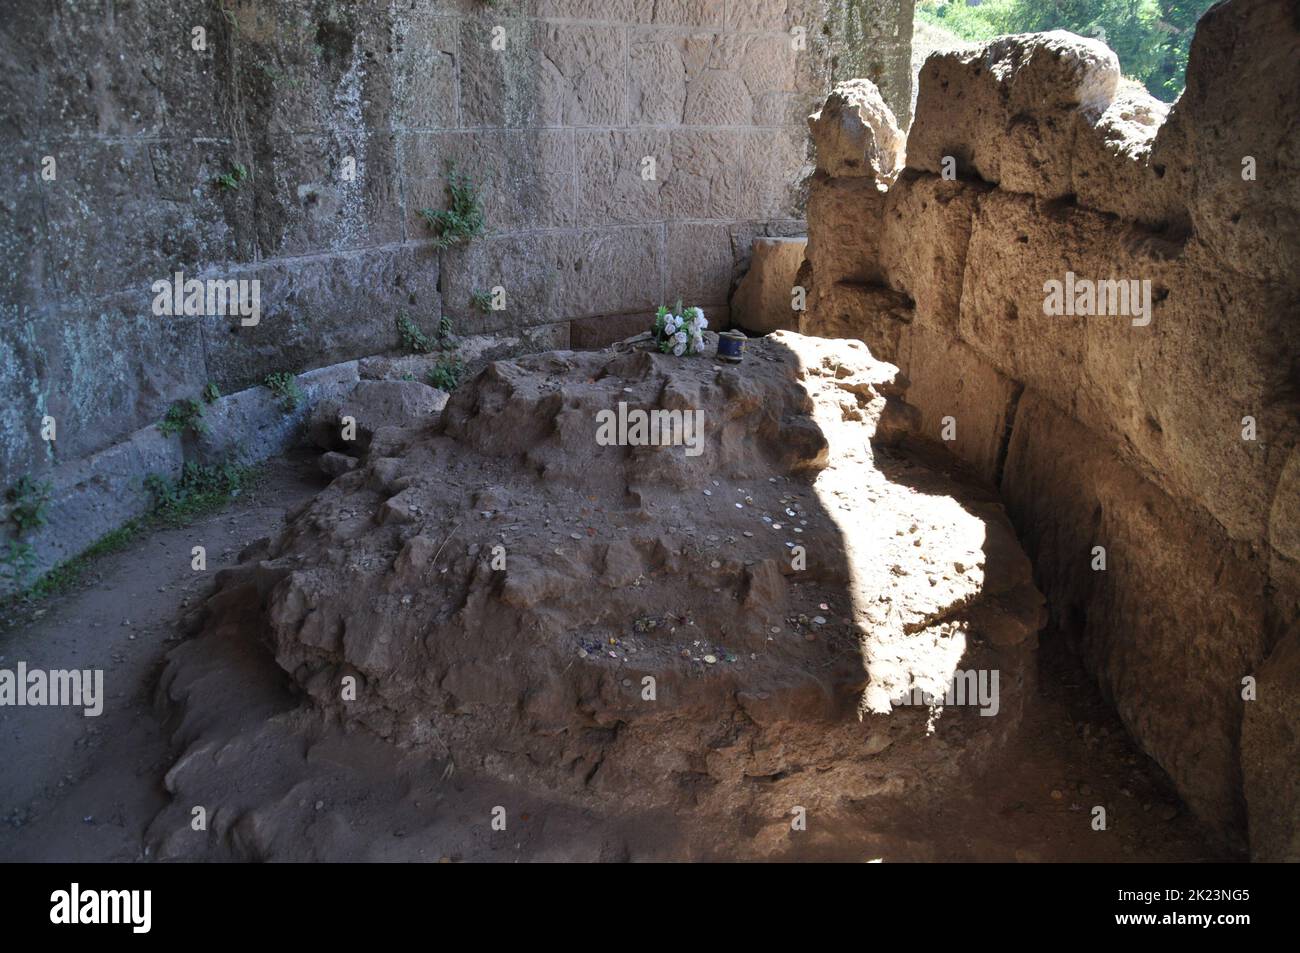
xmin=0 ymin=0 xmax=915 ymax=586
xmin=801 ymin=0 xmax=1299 ymax=858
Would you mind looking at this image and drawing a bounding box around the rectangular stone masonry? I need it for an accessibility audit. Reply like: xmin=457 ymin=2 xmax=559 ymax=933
xmin=392 ymin=14 xmax=461 ymax=130
xmin=201 ymin=245 xmax=442 ymax=391
xmin=665 ymin=222 xmax=737 ymax=307
xmin=39 ymin=139 xmax=253 ymax=300
xmin=575 ymin=129 xmax=670 ymax=226
xmin=0 ymin=292 xmax=209 ymax=473
xmin=3 ymin=423 xmax=184 ymax=597
xmin=227 ymin=0 xmax=398 ymax=137
xmin=255 ymin=132 xmax=407 ymax=259
xmin=1 ymin=0 xmax=897 ymax=611
xmin=402 ymin=129 xmax=576 ymax=238
xmin=441 ymin=226 xmax=666 ymax=335
xmin=960 ymin=189 xmax=1294 ymax=546
xmin=459 ymin=20 xmax=629 ymax=128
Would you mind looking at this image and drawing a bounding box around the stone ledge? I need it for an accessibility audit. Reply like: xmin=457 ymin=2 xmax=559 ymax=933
xmin=0 ymin=326 xmax=570 ymax=599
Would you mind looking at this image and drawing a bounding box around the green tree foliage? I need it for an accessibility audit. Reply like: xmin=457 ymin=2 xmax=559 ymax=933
xmin=916 ymin=0 xmax=1216 ymax=102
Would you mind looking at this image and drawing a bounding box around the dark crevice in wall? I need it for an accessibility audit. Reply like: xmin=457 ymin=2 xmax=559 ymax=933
xmin=993 ymin=381 xmax=1023 ymax=494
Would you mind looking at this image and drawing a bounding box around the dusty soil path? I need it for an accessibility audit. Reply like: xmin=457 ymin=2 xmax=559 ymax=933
xmin=0 ymin=451 xmax=1236 ymax=862
xmin=0 ymin=453 xmax=325 ymax=862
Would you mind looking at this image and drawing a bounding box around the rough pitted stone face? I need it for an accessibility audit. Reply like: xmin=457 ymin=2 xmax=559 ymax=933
xmin=731 ymin=236 xmax=807 ymax=335
xmin=171 ymin=335 xmax=1044 ymax=826
xmin=1070 ymin=82 xmax=1175 ymax=226
xmin=808 ymin=79 xmax=904 ymax=182
xmin=1161 ymin=0 xmax=1300 ymax=284
xmin=908 ymin=31 xmax=1120 ymax=198
xmin=307 ymin=379 xmax=448 ymax=455
xmin=801 ymin=0 xmax=1300 ymax=854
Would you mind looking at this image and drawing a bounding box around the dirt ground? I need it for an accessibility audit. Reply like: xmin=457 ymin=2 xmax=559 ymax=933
xmin=0 ymin=450 xmax=1238 ymax=862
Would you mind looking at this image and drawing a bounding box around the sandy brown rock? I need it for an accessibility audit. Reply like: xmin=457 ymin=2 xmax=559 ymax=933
xmin=807 ymin=79 xmax=904 ymax=182
xmin=880 ymin=171 xmax=989 ymax=338
xmin=1070 ymin=82 xmax=1176 ymax=227
xmin=1159 ymin=0 xmax=1300 ymax=284
xmin=805 ymin=176 xmax=888 ymax=288
xmin=908 ymin=31 xmax=1119 ymax=198
xmin=159 ymin=334 xmax=1044 ymax=842
xmin=799 ymin=280 xmax=913 ymax=366
xmin=897 ymin=325 xmax=1021 ymax=488
xmin=800 ymin=0 xmax=1300 ymax=850
xmin=730 ymin=237 xmax=806 ymax=336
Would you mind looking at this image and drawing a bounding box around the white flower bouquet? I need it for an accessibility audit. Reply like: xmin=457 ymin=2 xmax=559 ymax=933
xmin=652 ymin=302 xmax=708 ymax=356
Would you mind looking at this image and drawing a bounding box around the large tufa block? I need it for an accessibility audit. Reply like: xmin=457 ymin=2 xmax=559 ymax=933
xmin=808 ymin=79 xmax=904 ymax=183
xmin=908 ymin=31 xmax=1120 ymax=198
xmin=1070 ymin=82 xmax=1181 ymax=229
xmin=800 ymin=281 xmax=913 ymax=366
xmin=896 ymin=325 xmax=1021 ymax=488
xmin=805 ymin=176 xmax=888 ymax=289
xmin=731 ymin=237 xmax=807 ymax=336
xmin=880 ymin=170 xmax=989 ymax=337
xmin=1001 ymin=394 xmax=1271 ymax=844
xmin=1157 ymin=0 xmax=1300 ymax=284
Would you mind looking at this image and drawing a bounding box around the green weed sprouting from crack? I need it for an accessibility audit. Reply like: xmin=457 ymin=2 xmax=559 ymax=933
xmin=1 ymin=476 xmax=52 ymax=592
xmin=426 ymin=356 xmax=465 ymax=392
xmin=2 ymin=461 xmax=262 ymax=614
xmin=0 ymin=541 xmax=38 ymax=588
xmin=263 ymin=372 xmax=304 ymax=412
xmin=470 ymin=289 xmax=494 ymax=313
xmin=5 ymin=476 xmax=52 ymax=535
xmin=160 ymin=397 xmax=209 ymax=438
xmin=144 ymin=461 xmax=259 ymax=528
xmin=397 ymin=313 xmax=456 ymax=355
xmin=397 ymin=313 xmax=437 ymax=354
xmin=214 ymin=163 xmax=249 ymax=191
xmin=418 ymin=165 xmax=485 ymax=249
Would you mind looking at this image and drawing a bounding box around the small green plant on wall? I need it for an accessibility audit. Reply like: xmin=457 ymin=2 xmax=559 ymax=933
xmin=145 ymin=461 xmax=257 ymax=527
xmin=1 ymin=476 xmax=53 ymax=587
xmin=1 ymin=540 xmax=38 ymax=586
xmin=160 ymin=397 xmax=209 ymax=437
xmin=426 ymin=357 xmax=465 ymax=392
xmin=214 ymin=163 xmax=249 ymax=191
xmin=418 ymin=165 xmax=485 ymax=249
xmin=397 ymin=313 xmax=456 ymax=354
xmin=263 ymin=372 xmax=304 ymax=412
xmin=397 ymin=313 xmax=437 ymax=354
xmin=5 ymin=475 xmax=53 ymax=534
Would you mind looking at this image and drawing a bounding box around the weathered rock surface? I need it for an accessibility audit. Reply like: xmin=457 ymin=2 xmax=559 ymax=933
xmin=808 ymin=79 xmax=904 ymax=182
xmin=730 ymin=237 xmax=807 ymax=335
xmin=307 ymin=379 xmax=448 ymax=456
xmin=153 ymin=333 xmax=1044 ymax=855
xmin=800 ymin=0 xmax=1300 ymax=854
xmin=1242 ymin=628 xmax=1300 ymax=862
xmin=908 ymin=31 xmax=1120 ymax=198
